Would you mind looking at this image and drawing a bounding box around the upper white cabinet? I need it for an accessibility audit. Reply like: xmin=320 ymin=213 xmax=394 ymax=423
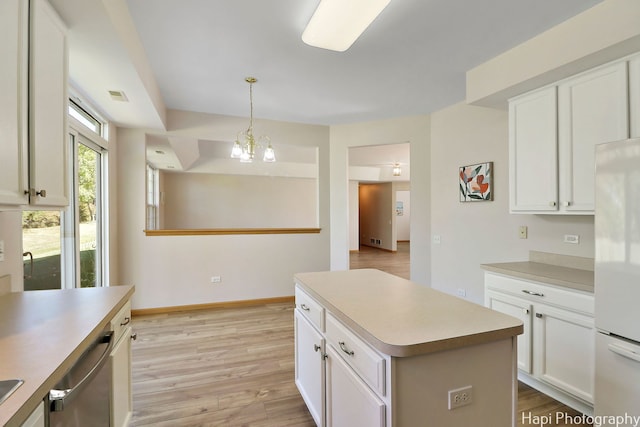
xmin=509 ymin=58 xmax=631 ymax=214
xmin=558 ymin=61 xmax=628 ymax=213
xmin=0 ymin=0 xmax=29 ymax=206
xmin=0 ymin=0 xmax=68 ymax=209
xmin=509 ymin=86 xmax=558 ymax=212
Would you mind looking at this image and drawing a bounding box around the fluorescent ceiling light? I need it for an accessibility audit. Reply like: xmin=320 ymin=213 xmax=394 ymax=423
xmin=302 ymin=0 xmax=391 ymax=52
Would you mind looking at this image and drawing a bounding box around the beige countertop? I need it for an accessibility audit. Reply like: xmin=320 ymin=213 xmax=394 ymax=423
xmin=294 ymin=269 xmax=523 ymax=358
xmin=0 ymin=286 xmax=134 ymax=427
xmin=481 ymin=261 xmax=594 ymax=293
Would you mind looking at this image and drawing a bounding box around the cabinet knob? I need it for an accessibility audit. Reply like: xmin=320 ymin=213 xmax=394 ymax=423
xmin=549 ymin=201 xmax=557 ymax=207
xmin=314 ymin=344 xmax=321 ymax=352
xmin=36 ymin=189 xmax=47 ymax=198
xmin=523 ymin=308 xmax=530 ymax=314
xmin=563 ymin=201 xmax=571 ymax=207
xmin=130 ymin=332 xmax=138 ymax=341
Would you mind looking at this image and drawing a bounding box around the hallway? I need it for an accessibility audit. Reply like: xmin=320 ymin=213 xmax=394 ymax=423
xmin=349 ymin=241 xmax=410 ymax=279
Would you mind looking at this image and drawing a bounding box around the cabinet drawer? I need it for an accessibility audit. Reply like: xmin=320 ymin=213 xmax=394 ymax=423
xmin=110 ymin=301 xmax=132 ymax=342
xmin=485 ymin=273 xmax=593 ymax=315
xmin=326 ymin=312 xmax=386 ymax=396
xmin=295 ymin=286 xmax=324 ymax=332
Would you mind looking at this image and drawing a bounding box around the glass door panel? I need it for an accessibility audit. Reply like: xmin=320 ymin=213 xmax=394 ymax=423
xmin=78 ymin=142 xmax=101 ymax=287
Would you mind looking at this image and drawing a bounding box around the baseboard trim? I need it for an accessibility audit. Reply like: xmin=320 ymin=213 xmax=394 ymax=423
xmin=131 ymin=296 xmax=295 ymax=316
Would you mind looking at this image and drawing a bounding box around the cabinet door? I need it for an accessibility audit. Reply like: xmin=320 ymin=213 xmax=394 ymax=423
xmin=294 ymin=309 xmax=325 ymax=427
xmin=533 ymin=304 xmax=595 ymax=404
xmin=326 ymin=345 xmax=385 ymax=427
xmin=486 ymin=290 xmax=532 ymax=373
xmin=111 ymin=326 xmax=133 ymax=427
xmin=0 ymin=0 xmax=29 ymax=206
xmin=630 ymin=54 xmax=640 ymax=139
xmin=29 ymin=0 xmax=69 ymax=207
xmin=509 ymin=86 xmax=559 ymax=212
xmin=558 ymin=61 xmax=628 ymax=212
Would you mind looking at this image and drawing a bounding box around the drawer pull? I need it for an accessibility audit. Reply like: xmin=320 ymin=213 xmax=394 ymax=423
xmin=536 ymin=313 xmax=543 ymax=318
xmin=338 ymin=341 xmax=355 ymax=356
xmin=522 ymin=290 xmax=544 ymax=297
xmin=300 ymin=304 xmax=310 ymax=311
xmin=120 ymin=317 xmax=131 ymax=326
xmin=314 ymin=344 xmax=321 ymax=352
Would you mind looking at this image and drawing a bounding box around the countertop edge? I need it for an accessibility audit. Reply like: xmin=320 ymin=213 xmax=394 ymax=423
xmin=481 ymin=263 xmax=594 ymax=293
xmin=4 ymin=286 xmax=135 ymax=427
xmin=295 ymin=273 xmax=522 ymax=357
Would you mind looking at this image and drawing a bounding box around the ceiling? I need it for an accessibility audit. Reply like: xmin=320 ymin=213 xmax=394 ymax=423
xmin=50 ymin=0 xmax=602 ymax=130
xmin=49 ymin=0 xmax=604 ymax=178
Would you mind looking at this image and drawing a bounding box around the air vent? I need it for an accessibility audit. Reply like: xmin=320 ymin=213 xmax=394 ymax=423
xmin=108 ymin=90 xmax=128 ymax=102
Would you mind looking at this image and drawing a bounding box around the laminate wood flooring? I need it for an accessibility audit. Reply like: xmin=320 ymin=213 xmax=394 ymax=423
xmin=350 ymin=242 xmax=410 ymax=279
xmin=131 ymin=302 xmax=591 ymax=426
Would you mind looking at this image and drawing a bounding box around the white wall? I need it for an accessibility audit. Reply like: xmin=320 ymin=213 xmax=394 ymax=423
xmin=117 ymin=110 xmax=331 ymax=310
xmin=430 ymin=102 xmax=595 ymax=304
xmin=330 ymin=115 xmax=431 ymax=284
xmin=161 ymin=173 xmax=317 ymax=229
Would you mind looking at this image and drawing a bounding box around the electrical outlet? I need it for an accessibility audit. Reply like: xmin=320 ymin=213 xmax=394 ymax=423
xmin=433 ymin=235 xmax=441 ymax=244
xmin=456 ymin=288 xmax=466 ymax=298
xmin=448 ymin=385 xmax=473 ymax=410
xmin=211 ymin=276 xmax=221 ymax=283
xmin=518 ymin=226 xmax=528 ymax=239
xmin=564 ymin=234 xmax=579 ymax=244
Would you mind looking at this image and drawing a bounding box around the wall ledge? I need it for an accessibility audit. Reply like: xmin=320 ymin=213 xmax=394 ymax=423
xmin=144 ymin=228 xmax=321 ymax=236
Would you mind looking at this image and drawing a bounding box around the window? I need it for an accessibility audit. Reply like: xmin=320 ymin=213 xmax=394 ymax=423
xmin=23 ymin=98 xmax=109 ymax=290
xmin=146 ymin=164 xmax=159 ymax=230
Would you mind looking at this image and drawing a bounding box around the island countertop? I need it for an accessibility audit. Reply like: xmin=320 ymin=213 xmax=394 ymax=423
xmin=0 ymin=285 xmax=134 ymax=427
xmin=294 ymin=269 xmax=523 ymax=357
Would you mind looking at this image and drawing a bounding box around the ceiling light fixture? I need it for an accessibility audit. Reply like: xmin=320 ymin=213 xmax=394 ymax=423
xmin=302 ymin=0 xmax=391 ymax=52
xmin=230 ymin=77 xmax=275 ymax=163
xmin=392 ymin=163 xmax=402 ymax=176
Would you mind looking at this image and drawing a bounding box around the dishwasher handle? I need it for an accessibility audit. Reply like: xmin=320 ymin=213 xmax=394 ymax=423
xmin=49 ymin=331 xmax=115 ymax=412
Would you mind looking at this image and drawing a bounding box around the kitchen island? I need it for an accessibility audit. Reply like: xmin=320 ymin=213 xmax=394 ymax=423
xmin=294 ymin=269 xmax=523 ymax=427
xmin=0 ymin=285 xmax=134 ymax=427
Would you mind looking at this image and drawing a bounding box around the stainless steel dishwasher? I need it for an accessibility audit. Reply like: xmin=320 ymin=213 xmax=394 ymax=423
xmin=47 ymin=327 xmax=114 ymax=427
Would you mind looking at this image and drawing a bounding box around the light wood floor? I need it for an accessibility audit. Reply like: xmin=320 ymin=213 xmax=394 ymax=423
xmin=131 ymin=302 xmax=591 ymax=426
xmin=130 ymin=242 xmax=589 ymax=426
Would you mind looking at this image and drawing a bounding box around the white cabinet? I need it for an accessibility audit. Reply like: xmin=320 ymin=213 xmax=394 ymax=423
xmin=325 ymin=345 xmax=385 ymax=427
xmin=0 ymin=0 xmax=68 ymax=208
xmin=294 ymin=309 xmax=325 ymax=426
xmin=509 ymin=58 xmax=630 ymax=214
xmin=110 ymin=301 xmax=133 ymax=427
xmin=509 ymin=86 xmax=558 ymax=212
xmin=558 ymin=61 xmax=628 ymax=212
xmin=485 ymin=272 xmax=594 ymax=412
xmin=294 ymin=287 xmax=386 ymax=427
xmin=0 ymin=0 xmax=29 ymax=206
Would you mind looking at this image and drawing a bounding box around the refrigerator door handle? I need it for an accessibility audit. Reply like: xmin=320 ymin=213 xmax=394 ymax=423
xmin=608 ymin=343 xmax=640 ymax=363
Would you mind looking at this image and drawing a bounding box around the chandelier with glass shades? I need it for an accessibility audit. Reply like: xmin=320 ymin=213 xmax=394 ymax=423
xmin=230 ymin=77 xmax=276 ymax=163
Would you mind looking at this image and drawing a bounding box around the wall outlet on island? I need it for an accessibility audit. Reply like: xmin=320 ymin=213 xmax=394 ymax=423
xmin=564 ymin=234 xmax=580 ymax=244
xmin=448 ymin=385 xmax=473 ymax=410
xmin=456 ymin=288 xmax=466 ymax=298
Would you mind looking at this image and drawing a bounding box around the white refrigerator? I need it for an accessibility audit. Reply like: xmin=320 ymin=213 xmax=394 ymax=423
xmin=594 ymin=138 xmax=640 ymax=426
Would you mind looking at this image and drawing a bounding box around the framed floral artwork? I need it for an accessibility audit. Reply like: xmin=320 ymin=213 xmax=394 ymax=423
xmin=459 ymin=162 xmax=493 ymax=202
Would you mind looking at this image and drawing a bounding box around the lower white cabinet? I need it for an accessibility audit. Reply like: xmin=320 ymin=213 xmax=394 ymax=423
xmin=110 ymin=301 xmax=133 ymax=427
xmin=325 ymin=345 xmax=385 ymax=427
xmin=294 ymin=309 xmax=325 ymax=426
xmin=485 ymin=272 xmax=594 ymax=412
